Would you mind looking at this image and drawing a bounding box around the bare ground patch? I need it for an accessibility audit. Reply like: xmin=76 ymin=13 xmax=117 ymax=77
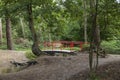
xmin=0 ymin=50 xmax=28 ymax=74
xmin=67 ymin=61 xmax=120 ymax=80
xmin=0 ymin=51 xmax=120 ymax=80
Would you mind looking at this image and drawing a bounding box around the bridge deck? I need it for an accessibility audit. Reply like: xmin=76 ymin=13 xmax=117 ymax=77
xmin=42 ymin=49 xmax=76 ymax=55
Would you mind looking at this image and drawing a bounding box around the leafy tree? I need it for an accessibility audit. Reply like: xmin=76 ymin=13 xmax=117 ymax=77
xmin=98 ymin=0 xmax=120 ymax=40
xmin=25 ymin=0 xmax=45 ymax=56
xmin=0 ymin=0 xmax=15 ymax=50
xmin=16 ymin=0 xmax=59 ymax=56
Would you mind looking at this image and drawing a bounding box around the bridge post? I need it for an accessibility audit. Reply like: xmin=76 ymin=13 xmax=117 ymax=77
xmin=52 ymin=42 xmax=53 ymax=51
xmin=70 ymin=42 xmax=74 ymax=51
xmin=80 ymin=42 xmax=83 ymax=50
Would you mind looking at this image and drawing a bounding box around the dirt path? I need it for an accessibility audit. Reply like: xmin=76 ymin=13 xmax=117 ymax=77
xmin=0 ymin=52 xmax=120 ymax=80
xmin=0 ymin=50 xmax=28 ymax=74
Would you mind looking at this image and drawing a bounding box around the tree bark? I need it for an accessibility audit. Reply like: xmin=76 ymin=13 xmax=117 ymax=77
xmin=89 ymin=0 xmax=100 ymax=71
xmin=27 ymin=3 xmax=44 ymax=56
xmin=5 ymin=17 xmax=13 ymax=50
xmin=0 ymin=18 xmax=2 ymax=44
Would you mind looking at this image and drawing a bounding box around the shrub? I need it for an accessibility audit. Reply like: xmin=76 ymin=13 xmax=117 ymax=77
xmin=0 ymin=45 xmax=7 ymax=50
xmin=0 ymin=38 xmax=32 ymax=50
xmin=82 ymin=44 xmax=90 ymax=51
xmin=25 ymin=50 xmax=37 ymax=60
xmin=101 ymin=40 xmax=120 ymax=54
xmin=14 ymin=38 xmax=32 ymax=50
xmin=0 ymin=38 xmax=7 ymax=50
xmin=72 ymin=47 xmax=81 ymax=51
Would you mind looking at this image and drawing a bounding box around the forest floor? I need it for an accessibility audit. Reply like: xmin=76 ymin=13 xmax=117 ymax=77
xmin=0 ymin=50 xmax=120 ymax=80
xmin=0 ymin=50 xmax=28 ymax=74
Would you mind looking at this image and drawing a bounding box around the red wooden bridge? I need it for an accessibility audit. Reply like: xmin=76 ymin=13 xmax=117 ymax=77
xmin=40 ymin=41 xmax=88 ymax=54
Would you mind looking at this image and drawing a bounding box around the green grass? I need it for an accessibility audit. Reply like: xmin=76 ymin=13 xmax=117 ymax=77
xmin=25 ymin=50 xmax=37 ymax=60
xmin=89 ymin=72 xmax=100 ymax=80
xmin=42 ymin=47 xmax=81 ymax=51
xmin=82 ymin=44 xmax=90 ymax=51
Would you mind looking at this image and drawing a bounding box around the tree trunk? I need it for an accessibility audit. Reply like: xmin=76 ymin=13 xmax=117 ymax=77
xmin=89 ymin=0 xmax=100 ymax=71
xmin=83 ymin=0 xmax=88 ymax=44
xmin=89 ymin=0 xmax=95 ymax=70
xmin=0 ymin=18 xmax=2 ymax=44
xmin=5 ymin=17 xmax=13 ymax=50
xmin=27 ymin=3 xmax=44 ymax=56
xmin=20 ymin=18 xmax=25 ymax=38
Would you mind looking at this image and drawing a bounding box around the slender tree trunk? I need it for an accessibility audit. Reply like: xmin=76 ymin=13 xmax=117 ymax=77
xmin=84 ymin=17 xmax=87 ymax=44
xmin=0 ymin=18 xmax=2 ymax=44
xmin=95 ymin=25 xmax=100 ymax=69
xmin=20 ymin=18 xmax=25 ymax=38
xmin=94 ymin=0 xmax=100 ymax=70
xmin=89 ymin=0 xmax=100 ymax=71
xmin=89 ymin=0 xmax=95 ymax=70
xmin=5 ymin=17 xmax=13 ymax=50
xmin=27 ymin=3 xmax=44 ymax=56
xmin=83 ymin=0 xmax=88 ymax=44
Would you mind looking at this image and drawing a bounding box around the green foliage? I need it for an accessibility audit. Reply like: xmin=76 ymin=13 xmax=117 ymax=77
xmin=1 ymin=67 xmax=20 ymax=74
xmin=0 ymin=39 xmax=7 ymax=50
xmin=101 ymin=40 xmax=120 ymax=54
xmin=0 ymin=0 xmax=119 ymax=53
xmin=98 ymin=0 xmax=120 ymax=40
xmin=61 ymin=20 xmax=83 ymax=41
xmin=89 ymin=72 xmax=100 ymax=80
xmin=0 ymin=38 xmax=32 ymax=50
xmin=72 ymin=47 xmax=81 ymax=51
xmin=61 ymin=0 xmax=82 ymax=20
xmin=0 ymin=45 xmax=7 ymax=50
xmin=25 ymin=50 xmax=37 ymax=60
xmin=82 ymin=44 xmax=90 ymax=51
xmin=13 ymin=38 xmax=32 ymax=50
xmin=1 ymin=68 xmax=12 ymax=73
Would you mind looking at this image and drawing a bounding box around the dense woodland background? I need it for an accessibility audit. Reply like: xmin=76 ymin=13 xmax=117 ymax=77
xmin=0 ymin=0 xmax=119 ymax=54
xmin=0 ymin=0 xmax=120 ymax=79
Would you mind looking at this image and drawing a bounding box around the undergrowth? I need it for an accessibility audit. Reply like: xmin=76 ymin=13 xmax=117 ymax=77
xmin=101 ymin=40 xmax=120 ymax=54
xmin=25 ymin=50 xmax=37 ymax=60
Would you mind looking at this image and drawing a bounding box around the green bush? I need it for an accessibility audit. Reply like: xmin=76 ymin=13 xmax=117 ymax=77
xmin=13 ymin=43 xmax=31 ymax=50
xmin=13 ymin=38 xmax=32 ymax=50
xmin=82 ymin=44 xmax=90 ymax=51
xmin=25 ymin=50 xmax=37 ymax=60
xmin=0 ymin=38 xmax=32 ymax=50
xmin=0 ymin=45 xmax=7 ymax=50
xmin=72 ymin=47 xmax=81 ymax=51
xmin=101 ymin=40 xmax=120 ymax=54
xmin=0 ymin=38 xmax=7 ymax=50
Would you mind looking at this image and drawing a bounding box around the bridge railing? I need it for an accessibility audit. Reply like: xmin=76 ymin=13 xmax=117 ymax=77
xmin=40 ymin=41 xmax=87 ymax=51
